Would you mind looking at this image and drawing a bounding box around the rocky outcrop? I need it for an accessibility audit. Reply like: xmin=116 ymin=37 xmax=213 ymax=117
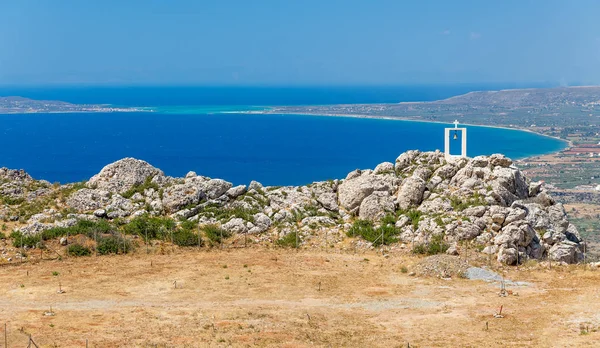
xmin=5 ymin=150 xmax=585 ymax=266
xmin=87 ymin=158 xmax=164 ymax=194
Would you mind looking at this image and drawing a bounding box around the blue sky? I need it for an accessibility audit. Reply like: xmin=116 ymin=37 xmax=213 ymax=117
xmin=1 ymin=0 xmax=599 ymax=86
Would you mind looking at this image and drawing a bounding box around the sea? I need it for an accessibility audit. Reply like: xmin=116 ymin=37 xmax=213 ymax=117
xmin=0 ymin=85 xmax=566 ymax=186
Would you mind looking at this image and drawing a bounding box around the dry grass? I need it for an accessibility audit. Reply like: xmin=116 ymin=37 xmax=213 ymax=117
xmin=0 ymin=248 xmax=599 ymax=347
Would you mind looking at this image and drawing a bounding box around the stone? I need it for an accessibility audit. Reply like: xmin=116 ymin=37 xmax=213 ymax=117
xmin=503 ymin=208 xmax=527 ymax=225
xmin=249 ymin=213 xmax=272 ymax=234
xmin=185 ymin=171 xmax=197 ymax=178
xmin=549 ymin=241 xmax=582 ymax=263
xmin=373 ymin=162 xmax=395 ymax=174
xmin=226 ymin=185 xmax=247 ymax=199
xmin=338 ymin=173 xmax=394 ymax=212
xmin=301 ymin=216 xmax=336 ymax=227
xmin=489 ymin=154 xmax=512 ymax=167
xmin=67 ymin=189 xmax=111 ymax=212
xmin=87 ymin=158 xmax=164 ymax=194
xmin=463 ymin=205 xmax=486 ymax=218
xmin=203 ymin=179 xmax=233 ymax=199
xmin=93 ymin=209 xmax=107 ymax=218
xmin=528 ymin=181 xmax=543 ymax=197
xmin=162 ymin=183 xmax=205 ymax=212
xmin=222 ymin=218 xmax=248 ymax=234
xmin=248 ymin=180 xmax=263 ymax=191
xmin=358 ymin=191 xmax=395 ymax=221
xmin=313 ymin=192 xmax=337 ymax=212
xmin=497 ymin=246 xmax=518 ymax=265
xmin=396 ymin=176 xmax=426 ymax=210
xmin=446 ymin=243 xmax=459 ymax=255
xmin=59 ymin=237 xmax=68 ymax=246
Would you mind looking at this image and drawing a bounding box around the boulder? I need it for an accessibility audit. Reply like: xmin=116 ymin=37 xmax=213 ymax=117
xmin=67 ymin=189 xmax=111 ymax=212
xmin=226 ymin=185 xmax=247 ymax=199
xmin=88 ymin=158 xmax=164 ymax=193
xmin=549 ymin=241 xmax=582 ymax=263
xmin=358 ymin=191 xmax=395 ymax=221
xmin=222 ymin=218 xmax=248 ymax=234
xmin=338 ymin=172 xmax=394 ymax=212
xmin=202 ymin=179 xmax=232 ymax=199
xmin=249 ymin=213 xmax=272 ymax=234
xmin=373 ymin=162 xmax=395 ymax=174
xmin=317 ymin=192 xmax=339 ymax=211
xmin=248 ymin=180 xmax=263 ymax=191
xmin=397 ymin=176 xmax=426 ymax=210
xmin=162 ymin=183 xmax=205 ymax=212
xmin=489 ymin=154 xmax=512 ymax=167
xmin=497 ymin=246 xmax=518 ymax=265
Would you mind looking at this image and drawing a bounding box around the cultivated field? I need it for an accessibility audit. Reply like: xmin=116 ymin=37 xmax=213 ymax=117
xmin=1 ymin=248 xmax=600 ymax=347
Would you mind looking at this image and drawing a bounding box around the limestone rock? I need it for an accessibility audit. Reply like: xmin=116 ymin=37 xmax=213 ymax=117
xmin=67 ymin=189 xmax=111 ymax=212
xmin=489 ymin=154 xmax=512 ymax=167
xmin=249 ymin=213 xmax=271 ymax=234
xmin=162 ymin=183 xmax=205 ymax=212
xmin=88 ymin=158 xmax=164 ymax=194
xmin=396 ymin=176 xmax=426 ymax=210
xmin=222 ymin=218 xmax=248 ymax=234
xmin=202 ymin=179 xmax=232 ymax=199
xmin=358 ymin=191 xmax=395 ymax=221
xmin=317 ymin=192 xmax=339 ymax=211
xmin=373 ymin=162 xmax=394 ymax=174
xmin=226 ymin=185 xmax=247 ymax=199
xmin=248 ymin=181 xmax=263 ymax=192
xmin=549 ymin=241 xmax=582 ymax=263
xmin=338 ymin=172 xmax=394 ymax=212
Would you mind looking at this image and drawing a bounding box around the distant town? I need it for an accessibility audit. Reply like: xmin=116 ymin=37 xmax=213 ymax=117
xmin=0 ymin=96 xmax=149 ymax=114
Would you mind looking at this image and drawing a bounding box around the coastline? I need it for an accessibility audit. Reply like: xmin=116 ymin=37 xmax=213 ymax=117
xmin=247 ymin=110 xmax=571 ymax=160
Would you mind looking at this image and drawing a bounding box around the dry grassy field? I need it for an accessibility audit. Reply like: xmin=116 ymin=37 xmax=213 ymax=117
xmin=1 ymin=248 xmax=599 ymax=347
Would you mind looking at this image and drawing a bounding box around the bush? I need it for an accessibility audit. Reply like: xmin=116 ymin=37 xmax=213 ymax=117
xmin=276 ymin=231 xmax=301 ymax=248
xmin=412 ymin=234 xmax=449 ymax=255
xmin=41 ymin=220 xmax=114 ymax=241
xmin=347 ymin=219 xmax=399 ymax=246
xmin=199 ymin=204 xmax=258 ymax=223
xmin=123 ymin=215 xmax=176 ymax=240
xmin=202 ymin=224 xmax=230 ymax=246
xmin=10 ymin=231 xmax=42 ymax=248
xmin=405 ymin=210 xmax=422 ymax=230
xmin=173 ymin=229 xmax=201 ymax=247
xmin=67 ymin=244 xmax=91 ymax=257
xmin=97 ymin=236 xmax=132 ymax=255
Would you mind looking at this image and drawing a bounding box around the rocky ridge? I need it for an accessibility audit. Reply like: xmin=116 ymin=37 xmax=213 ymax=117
xmin=2 ymin=151 xmax=586 ymax=265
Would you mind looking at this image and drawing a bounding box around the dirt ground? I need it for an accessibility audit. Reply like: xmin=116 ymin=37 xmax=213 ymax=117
xmin=1 ymin=248 xmax=599 ymax=347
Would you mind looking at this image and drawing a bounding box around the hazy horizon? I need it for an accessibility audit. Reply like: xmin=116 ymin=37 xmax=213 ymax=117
xmin=2 ymin=1 xmax=599 ymax=86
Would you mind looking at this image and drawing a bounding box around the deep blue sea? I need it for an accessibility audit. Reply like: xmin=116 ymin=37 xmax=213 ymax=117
xmin=0 ymin=85 xmax=565 ymax=185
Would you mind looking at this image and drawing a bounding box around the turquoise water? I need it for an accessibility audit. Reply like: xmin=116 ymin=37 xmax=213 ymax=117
xmin=0 ymin=111 xmax=566 ymax=185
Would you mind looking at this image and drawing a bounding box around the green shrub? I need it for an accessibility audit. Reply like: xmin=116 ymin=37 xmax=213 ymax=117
xmin=67 ymin=244 xmax=91 ymax=257
xmin=123 ymin=215 xmax=176 ymax=239
xmin=276 ymin=231 xmax=301 ymax=248
xmin=202 ymin=224 xmax=230 ymax=246
xmin=347 ymin=219 xmax=399 ymax=246
xmin=10 ymin=231 xmax=42 ymax=248
xmin=406 ymin=210 xmax=422 ymax=230
xmin=41 ymin=220 xmax=114 ymax=241
xmin=97 ymin=236 xmax=132 ymax=255
xmin=412 ymin=234 xmax=449 ymax=255
xmin=199 ymin=204 xmax=258 ymax=223
xmin=173 ymin=229 xmax=202 ymax=247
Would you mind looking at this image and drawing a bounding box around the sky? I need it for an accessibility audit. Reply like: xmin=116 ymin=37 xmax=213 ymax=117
xmin=1 ymin=0 xmax=599 ymax=86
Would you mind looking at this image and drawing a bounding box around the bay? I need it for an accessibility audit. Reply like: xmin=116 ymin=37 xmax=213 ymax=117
xmin=0 ymin=112 xmax=565 ymax=185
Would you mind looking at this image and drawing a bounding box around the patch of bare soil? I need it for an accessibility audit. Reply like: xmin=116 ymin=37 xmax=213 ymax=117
xmin=1 ymin=248 xmax=599 ymax=347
